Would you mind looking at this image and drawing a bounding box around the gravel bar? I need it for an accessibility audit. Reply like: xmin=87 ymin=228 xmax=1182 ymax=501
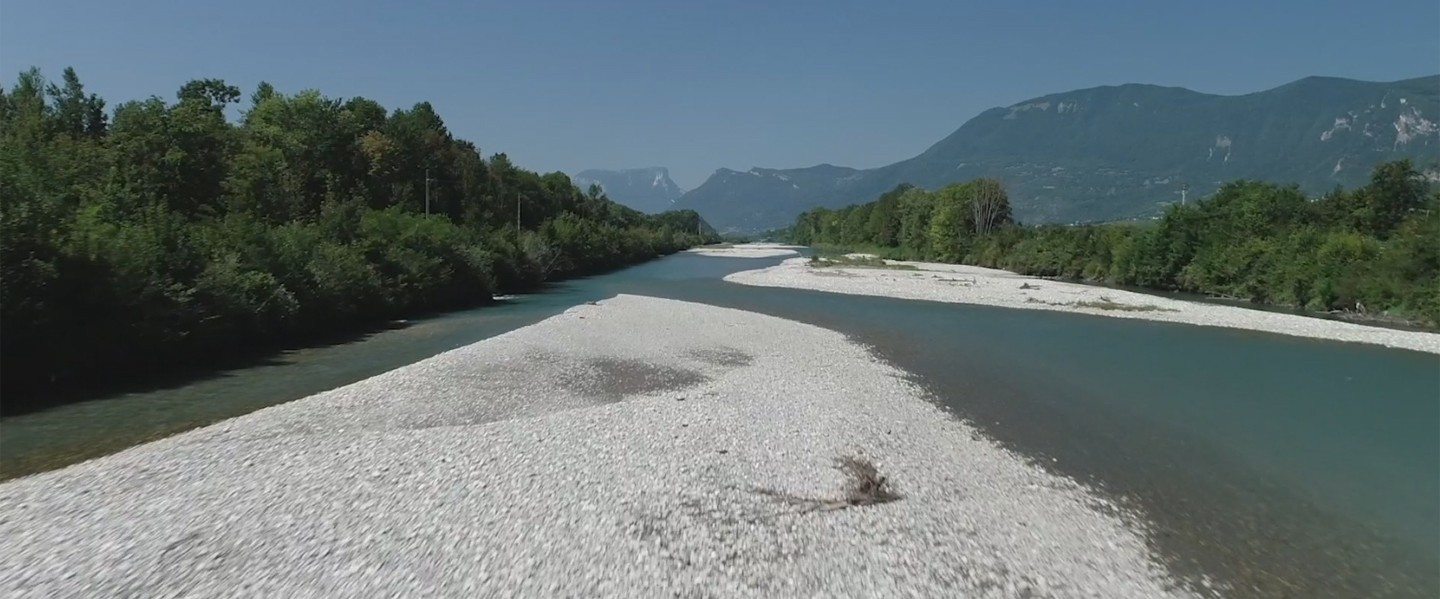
xmin=725 ymin=256 xmax=1440 ymax=355
xmin=0 ymin=295 xmax=1195 ymax=598
xmin=684 ymin=245 xmax=801 ymax=258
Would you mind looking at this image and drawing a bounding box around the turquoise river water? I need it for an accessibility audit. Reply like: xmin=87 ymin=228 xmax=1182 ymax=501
xmin=2 ymin=252 xmax=1436 ymax=597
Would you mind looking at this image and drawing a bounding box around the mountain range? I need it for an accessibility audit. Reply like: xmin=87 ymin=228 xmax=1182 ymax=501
xmin=666 ymin=75 xmax=1440 ymax=233
xmin=571 ymin=167 xmax=686 ymax=214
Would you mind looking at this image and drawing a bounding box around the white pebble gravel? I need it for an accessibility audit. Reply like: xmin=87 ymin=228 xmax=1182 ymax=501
xmin=0 ymin=294 xmax=1195 ymax=598
xmin=685 ymin=243 xmax=802 ymax=259
xmin=725 ymin=257 xmax=1440 ymax=355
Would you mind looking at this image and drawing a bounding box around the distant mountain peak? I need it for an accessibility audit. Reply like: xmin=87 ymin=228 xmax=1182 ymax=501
xmin=572 ymin=167 xmax=685 ymax=214
xmin=673 ymin=74 xmax=1440 ymax=232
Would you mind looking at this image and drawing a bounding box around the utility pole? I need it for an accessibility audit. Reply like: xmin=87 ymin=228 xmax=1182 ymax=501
xmin=516 ymin=194 xmax=522 ymax=232
xmin=1180 ymin=182 xmax=1189 ymax=206
xmin=424 ymin=168 xmax=433 ymax=217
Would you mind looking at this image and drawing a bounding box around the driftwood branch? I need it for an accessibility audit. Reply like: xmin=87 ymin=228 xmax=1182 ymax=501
xmin=752 ymin=455 xmax=902 ymax=514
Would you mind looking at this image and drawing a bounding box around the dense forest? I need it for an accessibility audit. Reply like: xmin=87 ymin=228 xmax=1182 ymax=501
xmin=787 ymin=161 xmax=1440 ymax=327
xmin=0 ymin=68 xmax=715 ymax=408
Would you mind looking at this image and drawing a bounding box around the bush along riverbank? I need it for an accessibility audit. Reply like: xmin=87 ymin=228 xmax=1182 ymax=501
xmin=0 ymin=68 xmax=717 ymax=411
xmin=785 ymin=161 xmax=1439 ymax=328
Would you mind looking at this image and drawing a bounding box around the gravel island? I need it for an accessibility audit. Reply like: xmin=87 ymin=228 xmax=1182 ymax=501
xmin=725 ymin=255 xmax=1440 ymax=355
xmin=0 ymin=295 xmax=1193 ymax=598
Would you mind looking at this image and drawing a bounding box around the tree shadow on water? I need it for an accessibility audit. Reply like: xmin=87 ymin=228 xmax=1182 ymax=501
xmin=1 ymin=318 xmax=417 ymax=418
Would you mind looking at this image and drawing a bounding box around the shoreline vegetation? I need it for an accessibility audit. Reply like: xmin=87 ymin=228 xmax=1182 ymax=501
xmin=812 ymin=248 xmax=1435 ymax=331
xmin=0 ymin=67 xmax=716 ymax=413
xmin=779 ymin=161 xmax=1440 ymax=332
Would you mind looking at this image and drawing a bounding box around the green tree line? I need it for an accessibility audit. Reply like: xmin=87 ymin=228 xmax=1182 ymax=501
xmin=0 ymin=68 xmax=716 ymax=408
xmin=787 ymin=161 xmax=1439 ymax=326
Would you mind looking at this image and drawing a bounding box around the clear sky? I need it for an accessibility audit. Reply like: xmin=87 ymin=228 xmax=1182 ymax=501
xmin=3 ymin=0 xmax=1437 ymax=188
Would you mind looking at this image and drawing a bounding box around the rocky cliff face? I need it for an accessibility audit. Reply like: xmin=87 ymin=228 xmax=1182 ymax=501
xmin=573 ymin=167 xmax=686 ymax=214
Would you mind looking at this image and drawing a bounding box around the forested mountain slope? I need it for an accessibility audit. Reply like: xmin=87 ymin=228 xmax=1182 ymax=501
xmin=677 ymin=75 xmax=1440 ymax=232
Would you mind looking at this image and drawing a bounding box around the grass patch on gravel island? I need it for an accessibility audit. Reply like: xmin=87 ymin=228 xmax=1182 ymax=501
xmin=1073 ymin=298 xmax=1177 ymax=312
xmin=1024 ymin=295 xmax=1177 ymax=313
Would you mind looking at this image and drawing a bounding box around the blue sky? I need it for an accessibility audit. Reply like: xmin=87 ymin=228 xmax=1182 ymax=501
xmin=3 ymin=0 xmax=1437 ymax=188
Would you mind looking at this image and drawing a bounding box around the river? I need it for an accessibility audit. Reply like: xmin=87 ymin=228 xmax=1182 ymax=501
xmin=3 ymin=251 xmax=1437 ymax=598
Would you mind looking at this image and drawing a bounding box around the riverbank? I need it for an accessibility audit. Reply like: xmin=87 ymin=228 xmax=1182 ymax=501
xmin=0 ymin=294 xmax=1193 ymax=598
xmin=2 ymin=245 xmax=703 ymax=419
xmin=724 ymin=255 xmax=1440 ymax=355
